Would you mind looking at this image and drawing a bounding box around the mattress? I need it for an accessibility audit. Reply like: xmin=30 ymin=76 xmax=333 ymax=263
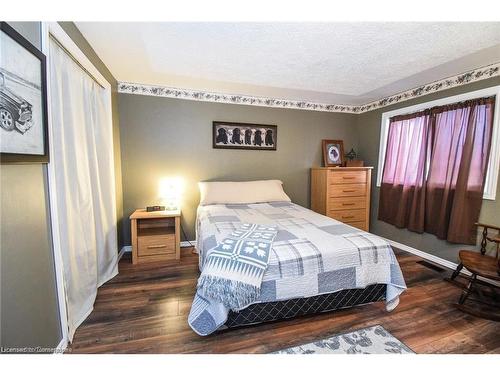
xmin=188 ymin=201 xmax=406 ymax=335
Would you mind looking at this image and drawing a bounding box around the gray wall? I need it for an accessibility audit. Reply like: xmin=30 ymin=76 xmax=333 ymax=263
xmin=0 ymin=22 xmax=61 ymax=350
xmin=118 ymin=94 xmax=359 ymax=243
xmin=356 ymin=76 xmax=500 ymax=263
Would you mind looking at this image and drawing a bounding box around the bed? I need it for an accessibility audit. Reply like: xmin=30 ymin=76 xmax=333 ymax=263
xmin=188 ymin=181 xmax=406 ymax=336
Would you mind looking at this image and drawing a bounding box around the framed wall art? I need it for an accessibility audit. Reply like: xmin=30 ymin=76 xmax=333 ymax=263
xmin=322 ymin=139 xmax=344 ymax=167
xmin=0 ymin=22 xmax=49 ymax=163
xmin=213 ymin=121 xmax=277 ymax=151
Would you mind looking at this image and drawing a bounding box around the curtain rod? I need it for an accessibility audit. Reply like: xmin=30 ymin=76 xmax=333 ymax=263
xmin=390 ymin=95 xmax=496 ymax=122
xmin=49 ymin=34 xmax=106 ymax=89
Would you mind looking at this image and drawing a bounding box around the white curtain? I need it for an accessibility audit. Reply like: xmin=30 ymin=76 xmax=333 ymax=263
xmin=49 ymin=38 xmax=118 ymax=341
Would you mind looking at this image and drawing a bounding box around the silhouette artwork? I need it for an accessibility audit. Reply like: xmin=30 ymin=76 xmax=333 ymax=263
xmin=231 ymin=127 xmax=242 ymax=144
xmin=244 ymin=129 xmax=252 ymax=145
xmin=265 ymin=129 xmax=274 ymax=146
xmin=216 ymin=128 xmax=228 ymax=144
xmin=213 ymin=121 xmax=277 ymax=150
xmin=253 ymin=130 xmax=263 ymax=146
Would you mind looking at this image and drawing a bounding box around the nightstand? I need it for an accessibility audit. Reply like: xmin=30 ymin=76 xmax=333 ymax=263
xmin=129 ymin=209 xmax=181 ymax=264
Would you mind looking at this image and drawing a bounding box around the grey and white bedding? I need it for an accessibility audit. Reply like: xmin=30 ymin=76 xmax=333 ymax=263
xmin=188 ymin=202 xmax=406 ymax=336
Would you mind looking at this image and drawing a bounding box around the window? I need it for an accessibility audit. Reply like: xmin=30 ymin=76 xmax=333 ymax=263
xmin=380 ymin=112 xmax=430 ymax=187
xmin=377 ymin=92 xmax=497 ymax=244
xmin=377 ymin=86 xmax=500 ymax=200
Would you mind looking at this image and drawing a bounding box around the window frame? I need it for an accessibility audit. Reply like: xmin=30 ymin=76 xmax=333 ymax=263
xmin=376 ymin=85 xmax=500 ymax=200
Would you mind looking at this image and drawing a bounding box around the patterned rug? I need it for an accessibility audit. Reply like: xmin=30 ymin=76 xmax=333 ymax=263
xmin=273 ymin=325 xmax=414 ymax=354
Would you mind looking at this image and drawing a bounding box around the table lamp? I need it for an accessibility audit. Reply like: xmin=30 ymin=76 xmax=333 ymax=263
xmin=158 ymin=177 xmax=183 ymax=211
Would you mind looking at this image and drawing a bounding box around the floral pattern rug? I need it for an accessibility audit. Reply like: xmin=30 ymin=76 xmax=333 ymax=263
xmin=273 ymin=325 xmax=414 ymax=354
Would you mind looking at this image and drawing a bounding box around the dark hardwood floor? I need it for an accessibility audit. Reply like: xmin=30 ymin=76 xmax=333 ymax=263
xmin=69 ymin=248 xmax=500 ymax=354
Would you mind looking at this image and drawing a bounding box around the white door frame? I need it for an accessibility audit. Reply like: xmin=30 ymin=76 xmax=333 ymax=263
xmin=41 ymin=22 xmax=113 ymax=351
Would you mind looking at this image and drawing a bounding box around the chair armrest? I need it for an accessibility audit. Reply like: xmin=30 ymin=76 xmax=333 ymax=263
xmin=486 ymin=235 xmax=500 ymax=244
xmin=474 ymin=222 xmax=500 ymax=232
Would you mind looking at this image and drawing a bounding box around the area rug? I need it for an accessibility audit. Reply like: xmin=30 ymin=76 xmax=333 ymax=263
xmin=273 ymin=325 xmax=414 ymax=354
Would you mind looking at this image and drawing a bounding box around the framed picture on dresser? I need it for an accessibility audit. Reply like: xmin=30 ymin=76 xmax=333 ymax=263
xmin=322 ymin=139 xmax=344 ymax=167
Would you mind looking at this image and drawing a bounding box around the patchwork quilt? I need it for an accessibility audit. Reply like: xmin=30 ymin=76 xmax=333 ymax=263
xmin=188 ymin=202 xmax=407 ymax=336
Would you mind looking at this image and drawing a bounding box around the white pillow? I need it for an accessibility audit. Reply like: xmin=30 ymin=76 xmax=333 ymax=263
xmin=198 ymin=180 xmax=291 ymax=206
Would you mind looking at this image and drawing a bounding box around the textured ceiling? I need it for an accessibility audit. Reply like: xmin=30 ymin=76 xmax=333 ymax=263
xmin=76 ymin=22 xmax=500 ymax=105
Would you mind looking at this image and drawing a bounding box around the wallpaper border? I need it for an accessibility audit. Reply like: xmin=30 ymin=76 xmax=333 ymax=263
xmin=118 ymin=62 xmax=500 ymax=114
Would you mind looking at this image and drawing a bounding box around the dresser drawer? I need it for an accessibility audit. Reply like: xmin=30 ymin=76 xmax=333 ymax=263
xmin=329 ymin=184 xmax=366 ymax=197
xmin=138 ymin=234 xmax=175 ymax=257
xmin=328 ymin=196 xmax=366 ymax=211
xmin=329 ymin=170 xmax=367 ymax=184
xmin=328 ymin=208 xmax=366 ymax=223
xmin=348 ymin=221 xmax=368 ymax=231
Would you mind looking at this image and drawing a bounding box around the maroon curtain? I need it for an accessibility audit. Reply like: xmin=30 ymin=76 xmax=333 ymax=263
xmin=378 ymin=97 xmax=495 ymax=245
xmin=425 ymin=98 xmax=495 ymax=244
xmin=378 ymin=111 xmax=431 ymax=232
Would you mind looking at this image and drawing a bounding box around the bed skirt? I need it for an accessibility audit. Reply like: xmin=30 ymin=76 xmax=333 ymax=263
xmin=223 ymin=284 xmax=386 ymax=329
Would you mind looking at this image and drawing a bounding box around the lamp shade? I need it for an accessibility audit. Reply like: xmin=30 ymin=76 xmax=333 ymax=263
xmin=158 ymin=177 xmax=183 ymax=210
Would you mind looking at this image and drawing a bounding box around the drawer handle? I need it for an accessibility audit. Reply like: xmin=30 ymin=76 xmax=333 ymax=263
xmin=342 ymin=203 xmax=355 ymax=206
xmin=342 ymin=215 xmax=355 ymax=219
xmin=343 ymin=190 xmax=356 ymax=193
xmin=342 ymin=177 xmax=355 ymax=179
xmin=147 ymin=244 xmax=167 ymax=249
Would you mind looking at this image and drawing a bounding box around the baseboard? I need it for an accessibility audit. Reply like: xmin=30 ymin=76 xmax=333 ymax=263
xmin=118 ymin=245 xmax=130 ymax=260
xmin=118 ymin=241 xmax=195 ymax=260
xmin=384 ymin=238 xmax=500 ymax=287
xmin=180 ymin=240 xmax=196 ymax=248
xmin=54 ymin=337 xmax=68 ymax=354
xmin=384 ymin=239 xmax=459 ymax=270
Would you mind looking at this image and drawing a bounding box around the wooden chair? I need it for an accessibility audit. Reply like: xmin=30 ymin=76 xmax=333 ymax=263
xmin=447 ymin=223 xmax=500 ymax=321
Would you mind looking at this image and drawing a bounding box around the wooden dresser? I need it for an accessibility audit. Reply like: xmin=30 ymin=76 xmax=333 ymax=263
xmin=311 ymin=167 xmax=372 ymax=231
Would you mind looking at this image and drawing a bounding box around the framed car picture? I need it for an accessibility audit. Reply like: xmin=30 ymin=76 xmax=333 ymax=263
xmin=322 ymin=139 xmax=345 ymax=167
xmin=213 ymin=121 xmax=277 ymax=151
xmin=0 ymin=22 xmax=49 ymax=163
